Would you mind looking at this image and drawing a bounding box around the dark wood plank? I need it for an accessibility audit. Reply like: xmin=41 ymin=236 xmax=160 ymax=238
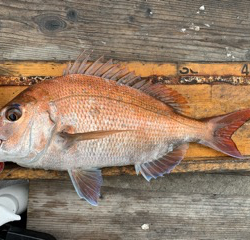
xmin=0 ymin=0 xmax=250 ymax=62
xmin=27 ymin=177 xmax=250 ymax=240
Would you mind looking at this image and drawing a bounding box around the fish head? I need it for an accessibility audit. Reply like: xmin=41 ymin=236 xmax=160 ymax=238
xmin=0 ymin=86 xmax=55 ymax=165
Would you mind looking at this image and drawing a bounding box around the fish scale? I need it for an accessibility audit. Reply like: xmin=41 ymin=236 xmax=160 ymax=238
xmin=39 ymin=84 xmax=186 ymax=170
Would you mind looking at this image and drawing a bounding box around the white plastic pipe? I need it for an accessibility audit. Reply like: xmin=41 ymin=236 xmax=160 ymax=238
xmin=0 ymin=182 xmax=29 ymax=226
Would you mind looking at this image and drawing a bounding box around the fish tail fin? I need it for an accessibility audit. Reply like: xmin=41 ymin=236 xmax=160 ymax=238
xmin=200 ymin=108 xmax=250 ymax=158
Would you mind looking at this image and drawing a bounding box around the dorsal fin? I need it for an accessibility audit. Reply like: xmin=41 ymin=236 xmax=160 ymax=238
xmin=64 ymin=50 xmax=189 ymax=115
xmin=122 ymin=78 xmax=189 ymax=114
xmin=139 ymin=82 xmax=189 ymax=114
xmin=63 ymin=50 xmax=140 ymax=84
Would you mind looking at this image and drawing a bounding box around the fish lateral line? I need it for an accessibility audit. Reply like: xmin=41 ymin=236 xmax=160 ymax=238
xmin=50 ymin=93 xmax=201 ymax=130
xmin=50 ymin=93 xmax=172 ymax=117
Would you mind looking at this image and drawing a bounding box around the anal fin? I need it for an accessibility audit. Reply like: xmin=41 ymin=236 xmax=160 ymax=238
xmin=68 ymin=169 xmax=103 ymax=206
xmin=135 ymin=144 xmax=189 ymax=181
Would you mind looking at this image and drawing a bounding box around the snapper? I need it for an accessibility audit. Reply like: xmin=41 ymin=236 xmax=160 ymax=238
xmin=0 ymin=51 xmax=249 ymax=206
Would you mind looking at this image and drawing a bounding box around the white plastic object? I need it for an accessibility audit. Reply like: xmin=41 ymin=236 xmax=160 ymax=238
xmin=0 ymin=182 xmax=29 ymax=226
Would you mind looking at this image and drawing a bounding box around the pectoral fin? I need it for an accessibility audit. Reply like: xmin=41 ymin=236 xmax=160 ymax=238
xmin=60 ymin=130 xmax=129 ymax=148
xmin=135 ymin=144 xmax=189 ymax=181
xmin=68 ymin=169 xmax=103 ymax=206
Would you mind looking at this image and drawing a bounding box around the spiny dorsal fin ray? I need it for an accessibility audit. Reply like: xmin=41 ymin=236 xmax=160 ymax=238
xmin=94 ymin=59 xmax=114 ymax=76
xmin=64 ymin=51 xmax=189 ymax=115
xmin=70 ymin=50 xmax=91 ymax=75
xmin=63 ymin=50 xmax=140 ymax=84
xmin=84 ymin=56 xmax=104 ymax=75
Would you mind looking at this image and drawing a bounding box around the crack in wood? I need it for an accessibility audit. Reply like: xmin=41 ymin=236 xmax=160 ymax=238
xmin=1 ymin=75 xmax=250 ymax=86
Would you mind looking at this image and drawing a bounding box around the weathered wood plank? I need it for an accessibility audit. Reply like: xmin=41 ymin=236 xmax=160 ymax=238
xmin=0 ymin=0 xmax=250 ymax=62
xmin=27 ymin=178 xmax=250 ymax=240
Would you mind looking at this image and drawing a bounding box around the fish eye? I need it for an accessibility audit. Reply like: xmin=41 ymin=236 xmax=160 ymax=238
xmin=5 ymin=107 xmax=22 ymax=122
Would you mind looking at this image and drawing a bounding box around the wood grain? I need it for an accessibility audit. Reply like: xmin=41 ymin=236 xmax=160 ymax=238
xmin=0 ymin=0 xmax=250 ymax=62
xmin=0 ymin=61 xmax=177 ymax=78
xmin=27 ymin=179 xmax=250 ymax=240
xmin=2 ymin=61 xmax=250 ymax=87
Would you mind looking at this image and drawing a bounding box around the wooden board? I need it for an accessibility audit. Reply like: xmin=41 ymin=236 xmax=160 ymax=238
xmin=1 ymin=61 xmax=250 ymax=84
xmin=27 ymin=178 xmax=250 ymax=240
xmin=1 ymin=61 xmax=250 ymax=179
xmin=1 ymin=0 xmax=250 ymax=62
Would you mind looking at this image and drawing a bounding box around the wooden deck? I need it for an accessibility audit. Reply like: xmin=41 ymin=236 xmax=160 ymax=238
xmin=28 ymin=176 xmax=250 ymax=240
xmin=1 ymin=0 xmax=250 ymax=239
xmin=0 ymin=0 xmax=250 ymax=62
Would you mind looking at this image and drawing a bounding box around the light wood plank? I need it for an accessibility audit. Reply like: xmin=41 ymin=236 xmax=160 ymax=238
xmin=27 ymin=179 xmax=250 ymax=240
xmin=0 ymin=61 xmax=177 ymax=78
xmin=1 ymin=62 xmax=250 ymax=178
xmin=1 ymin=84 xmax=250 ymax=179
xmin=178 ymin=62 xmax=250 ymax=76
xmin=2 ymin=61 xmax=250 ymax=87
xmin=0 ymin=0 xmax=250 ymax=62
xmin=0 ymin=86 xmax=26 ymax=106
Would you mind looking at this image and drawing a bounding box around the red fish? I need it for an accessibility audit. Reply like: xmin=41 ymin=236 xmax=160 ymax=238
xmin=0 ymin=51 xmax=249 ymax=206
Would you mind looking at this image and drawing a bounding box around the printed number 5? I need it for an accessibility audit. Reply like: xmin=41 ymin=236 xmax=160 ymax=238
xmin=242 ymin=64 xmax=249 ymax=75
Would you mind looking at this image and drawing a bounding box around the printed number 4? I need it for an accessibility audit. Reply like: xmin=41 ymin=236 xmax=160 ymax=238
xmin=242 ymin=64 xmax=249 ymax=75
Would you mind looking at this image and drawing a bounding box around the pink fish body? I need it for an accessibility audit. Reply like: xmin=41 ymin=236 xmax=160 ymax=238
xmin=0 ymin=51 xmax=249 ymax=205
